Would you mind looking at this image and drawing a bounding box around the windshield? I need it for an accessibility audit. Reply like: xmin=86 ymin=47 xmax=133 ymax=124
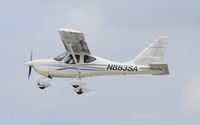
xmin=53 ymin=52 xmax=67 ymax=61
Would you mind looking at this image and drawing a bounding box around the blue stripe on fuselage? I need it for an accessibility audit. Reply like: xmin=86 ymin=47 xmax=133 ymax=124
xmin=39 ymin=64 xmax=106 ymax=71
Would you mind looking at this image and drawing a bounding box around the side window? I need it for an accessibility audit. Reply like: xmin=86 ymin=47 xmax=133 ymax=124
xmin=65 ymin=55 xmax=80 ymax=64
xmin=84 ymin=55 xmax=96 ymax=63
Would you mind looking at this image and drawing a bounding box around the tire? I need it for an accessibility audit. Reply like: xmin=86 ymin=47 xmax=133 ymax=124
xmin=72 ymin=85 xmax=79 ymax=88
xmin=39 ymin=87 xmax=46 ymax=89
xmin=76 ymin=89 xmax=83 ymax=95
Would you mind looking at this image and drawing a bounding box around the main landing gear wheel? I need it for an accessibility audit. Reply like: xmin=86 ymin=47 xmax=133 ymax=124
xmin=76 ymin=88 xmax=83 ymax=95
xmin=70 ymin=78 xmax=91 ymax=95
xmin=72 ymin=85 xmax=79 ymax=88
xmin=72 ymin=86 xmax=91 ymax=95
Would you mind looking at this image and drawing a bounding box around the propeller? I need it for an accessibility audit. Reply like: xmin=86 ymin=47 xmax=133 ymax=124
xmin=27 ymin=50 xmax=33 ymax=79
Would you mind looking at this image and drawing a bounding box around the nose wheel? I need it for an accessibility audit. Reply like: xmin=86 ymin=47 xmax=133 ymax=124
xmin=37 ymin=77 xmax=51 ymax=89
xmin=39 ymin=87 xmax=46 ymax=89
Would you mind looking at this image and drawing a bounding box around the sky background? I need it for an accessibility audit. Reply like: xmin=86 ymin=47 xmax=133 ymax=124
xmin=1 ymin=0 xmax=200 ymax=125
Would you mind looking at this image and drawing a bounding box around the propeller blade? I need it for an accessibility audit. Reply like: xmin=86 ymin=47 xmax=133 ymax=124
xmin=30 ymin=49 xmax=32 ymax=61
xmin=28 ymin=49 xmax=33 ymax=79
xmin=28 ymin=66 xmax=32 ymax=79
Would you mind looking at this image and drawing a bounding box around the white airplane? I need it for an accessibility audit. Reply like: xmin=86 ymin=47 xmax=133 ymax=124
xmin=26 ymin=29 xmax=169 ymax=95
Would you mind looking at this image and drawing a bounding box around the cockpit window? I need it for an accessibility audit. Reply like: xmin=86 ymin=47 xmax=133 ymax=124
xmin=84 ymin=55 xmax=96 ymax=63
xmin=65 ymin=55 xmax=80 ymax=64
xmin=53 ymin=52 xmax=67 ymax=61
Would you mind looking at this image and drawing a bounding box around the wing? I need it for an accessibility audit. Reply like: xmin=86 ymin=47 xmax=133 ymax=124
xmin=58 ymin=29 xmax=90 ymax=54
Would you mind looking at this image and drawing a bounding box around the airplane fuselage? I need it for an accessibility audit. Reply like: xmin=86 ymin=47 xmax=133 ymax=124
xmin=28 ymin=55 xmax=162 ymax=79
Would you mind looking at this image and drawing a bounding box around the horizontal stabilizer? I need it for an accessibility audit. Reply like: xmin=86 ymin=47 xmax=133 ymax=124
xmin=149 ymin=64 xmax=170 ymax=75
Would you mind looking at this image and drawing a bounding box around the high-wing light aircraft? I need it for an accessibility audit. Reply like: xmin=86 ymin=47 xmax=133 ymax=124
xmin=26 ymin=29 xmax=169 ymax=95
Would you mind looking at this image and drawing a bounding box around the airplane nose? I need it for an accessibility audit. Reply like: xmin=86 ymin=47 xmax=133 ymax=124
xmin=25 ymin=61 xmax=33 ymax=67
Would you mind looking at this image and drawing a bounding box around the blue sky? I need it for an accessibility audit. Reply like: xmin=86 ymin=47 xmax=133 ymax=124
xmin=1 ymin=0 xmax=200 ymax=125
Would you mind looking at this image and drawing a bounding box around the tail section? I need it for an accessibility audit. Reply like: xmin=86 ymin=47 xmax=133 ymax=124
xmin=127 ymin=36 xmax=169 ymax=75
xmin=128 ymin=36 xmax=168 ymax=65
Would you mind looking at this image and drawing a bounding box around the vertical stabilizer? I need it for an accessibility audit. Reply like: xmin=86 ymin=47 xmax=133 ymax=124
xmin=128 ymin=36 xmax=168 ymax=65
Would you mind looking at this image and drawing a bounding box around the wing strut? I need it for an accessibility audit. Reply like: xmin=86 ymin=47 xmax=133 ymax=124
xmin=68 ymin=44 xmax=81 ymax=77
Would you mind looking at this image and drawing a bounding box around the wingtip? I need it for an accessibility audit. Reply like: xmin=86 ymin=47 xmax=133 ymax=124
xmin=155 ymin=36 xmax=168 ymax=42
xmin=57 ymin=29 xmax=82 ymax=33
xmin=158 ymin=36 xmax=168 ymax=39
